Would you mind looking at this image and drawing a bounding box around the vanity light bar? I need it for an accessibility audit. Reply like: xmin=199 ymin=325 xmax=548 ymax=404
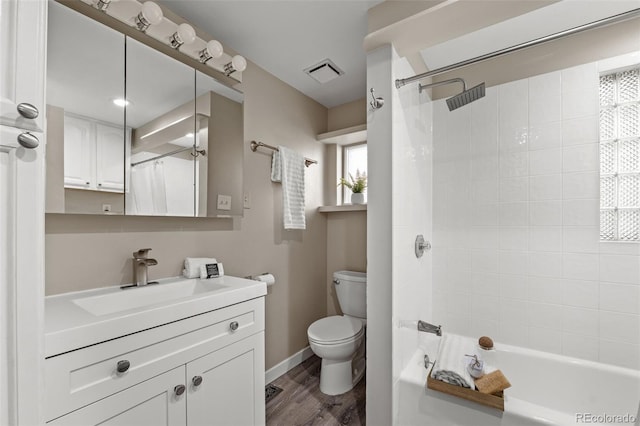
xmin=83 ymin=0 xmax=245 ymax=83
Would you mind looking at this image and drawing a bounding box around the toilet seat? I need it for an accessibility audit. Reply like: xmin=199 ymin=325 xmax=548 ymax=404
xmin=307 ymin=316 xmax=363 ymax=345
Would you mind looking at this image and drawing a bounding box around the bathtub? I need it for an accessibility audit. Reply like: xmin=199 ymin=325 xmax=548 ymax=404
xmin=396 ymin=334 xmax=640 ymax=426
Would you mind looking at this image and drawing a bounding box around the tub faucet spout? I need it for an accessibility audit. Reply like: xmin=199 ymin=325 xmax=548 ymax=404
xmin=418 ymin=320 xmax=442 ymax=336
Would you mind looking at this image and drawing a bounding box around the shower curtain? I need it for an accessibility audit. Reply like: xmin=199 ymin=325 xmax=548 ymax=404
xmin=130 ymin=160 xmax=168 ymax=215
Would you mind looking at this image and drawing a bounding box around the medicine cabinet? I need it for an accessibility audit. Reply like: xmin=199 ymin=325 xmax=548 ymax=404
xmin=45 ymin=1 xmax=244 ymax=217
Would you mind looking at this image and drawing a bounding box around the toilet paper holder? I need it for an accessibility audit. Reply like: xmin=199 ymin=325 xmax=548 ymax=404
xmin=246 ymin=272 xmax=272 ymax=280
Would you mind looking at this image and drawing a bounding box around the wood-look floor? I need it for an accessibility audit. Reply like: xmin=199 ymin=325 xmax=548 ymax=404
xmin=266 ymin=355 xmax=366 ymax=426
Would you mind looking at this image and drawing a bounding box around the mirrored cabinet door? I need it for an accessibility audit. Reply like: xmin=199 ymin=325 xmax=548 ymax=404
xmin=125 ymin=37 xmax=196 ymax=217
xmin=194 ymin=71 xmax=244 ymax=217
xmin=46 ymin=1 xmax=125 ymax=214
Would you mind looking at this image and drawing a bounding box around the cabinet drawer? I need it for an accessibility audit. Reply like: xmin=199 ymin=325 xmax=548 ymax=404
xmin=48 ymin=366 xmax=186 ymax=426
xmin=45 ymin=298 xmax=264 ymax=421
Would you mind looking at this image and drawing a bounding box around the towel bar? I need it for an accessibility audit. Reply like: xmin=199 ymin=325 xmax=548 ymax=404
xmin=250 ymin=140 xmax=317 ymax=167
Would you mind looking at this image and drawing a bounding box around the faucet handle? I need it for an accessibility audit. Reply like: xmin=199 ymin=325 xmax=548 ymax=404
xmin=133 ymin=248 xmax=152 ymax=259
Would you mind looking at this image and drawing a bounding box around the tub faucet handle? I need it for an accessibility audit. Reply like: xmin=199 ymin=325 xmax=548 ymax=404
xmin=424 ymin=354 xmax=434 ymax=370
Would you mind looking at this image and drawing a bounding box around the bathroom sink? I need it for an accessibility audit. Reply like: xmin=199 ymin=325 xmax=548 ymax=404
xmin=72 ymin=279 xmax=228 ymax=316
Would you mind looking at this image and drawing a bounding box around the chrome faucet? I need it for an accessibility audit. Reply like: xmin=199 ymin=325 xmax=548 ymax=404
xmin=133 ymin=248 xmax=158 ymax=286
xmin=418 ymin=320 xmax=442 ymax=336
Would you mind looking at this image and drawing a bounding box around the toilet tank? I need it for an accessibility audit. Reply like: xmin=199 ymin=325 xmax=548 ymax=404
xmin=334 ymin=271 xmax=366 ymax=319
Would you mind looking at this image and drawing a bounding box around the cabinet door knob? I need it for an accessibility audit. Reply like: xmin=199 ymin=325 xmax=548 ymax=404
xmin=229 ymin=321 xmax=239 ymax=331
xmin=17 ymin=132 xmax=39 ymax=149
xmin=17 ymin=103 xmax=39 ymax=119
xmin=192 ymin=376 xmax=203 ymax=387
xmin=174 ymin=384 xmax=186 ymax=396
xmin=116 ymin=360 xmax=130 ymax=373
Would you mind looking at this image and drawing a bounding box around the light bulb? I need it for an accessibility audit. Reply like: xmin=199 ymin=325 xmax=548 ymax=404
xmin=135 ymin=1 xmax=163 ymax=32
xmin=199 ymin=40 xmax=223 ymax=64
xmin=224 ymin=55 xmax=247 ymax=76
xmin=231 ymin=55 xmax=247 ymax=72
xmin=113 ymin=98 xmax=129 ymax=107
xmin=170 ymin=23 xmax=196 ymax=49
xmin=95 ymin=0 xmax=117 ymax=12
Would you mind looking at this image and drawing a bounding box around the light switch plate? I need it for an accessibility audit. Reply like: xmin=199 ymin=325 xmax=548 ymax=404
xmin=243 ymin=193 xmax=251 ymax=209
xmin=217 ymin=194 xmax=232 ymax=211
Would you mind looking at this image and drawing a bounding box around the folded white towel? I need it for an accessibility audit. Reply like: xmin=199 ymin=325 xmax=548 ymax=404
xmin=183 ymin=257 xmax=217 ymax=279
xmin=431 ymin=334 xmax=478 ymax=389
xmin=271 ymin=150 xmax=282 ymax=183
xmin=272 ymin=146 xmax=306 ymax=230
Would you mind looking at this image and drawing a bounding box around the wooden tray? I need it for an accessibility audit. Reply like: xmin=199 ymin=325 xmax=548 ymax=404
xmin=426 ymin=368 xmax=504 ymax=411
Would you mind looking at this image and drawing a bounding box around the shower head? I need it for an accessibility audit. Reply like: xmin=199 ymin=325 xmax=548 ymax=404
xmin=446 ymin=82 xmax=485 ymax=111
xmin=418 ymin=78 xmax=486 ymax=111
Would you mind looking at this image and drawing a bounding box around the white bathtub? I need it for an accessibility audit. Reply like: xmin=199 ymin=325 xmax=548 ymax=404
xmin=396 ymin=335 xmax=640 ymax=426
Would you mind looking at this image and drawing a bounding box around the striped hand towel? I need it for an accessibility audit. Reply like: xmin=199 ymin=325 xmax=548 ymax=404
xmin=272 ymin=146 xmax=306 ymax=230
xmin=431 ymin=333 xmax=478 ymax=389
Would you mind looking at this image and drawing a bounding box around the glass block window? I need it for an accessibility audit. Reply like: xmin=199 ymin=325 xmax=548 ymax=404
xmin=599 ymin=68 xmax=640 ymax=241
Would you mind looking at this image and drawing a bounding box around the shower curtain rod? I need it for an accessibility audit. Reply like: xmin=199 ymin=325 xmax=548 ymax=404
xmin=395 ymin=7 xmax=640 ymax=89
xmin=131 ymin=146 xmax=206 ymax=167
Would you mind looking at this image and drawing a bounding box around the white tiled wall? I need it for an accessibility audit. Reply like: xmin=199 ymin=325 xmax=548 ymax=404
xmin=432 ymin=58 xmax=640 ymax=370
xmin=391 ymin=55 xmax=433 ymax=384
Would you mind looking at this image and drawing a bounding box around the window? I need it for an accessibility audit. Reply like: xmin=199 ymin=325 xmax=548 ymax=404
xmin=599 ymin=67 xmax=640 ymax=241
xmin=343 ymin=143 xmax=367 ymax=204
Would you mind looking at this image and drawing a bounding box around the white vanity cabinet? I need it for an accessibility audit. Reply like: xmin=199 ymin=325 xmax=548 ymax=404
xmin=63 ymin=113 xmax=126 ymax=192
xmin=45 ymin=296 xmax=266 ymax=426
xmin=187 ymin=333 xmax=264 ymax=426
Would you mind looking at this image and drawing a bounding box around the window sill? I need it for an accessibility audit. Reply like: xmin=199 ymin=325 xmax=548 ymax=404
xmin=318 ymin=204 xmax=367 ymax=213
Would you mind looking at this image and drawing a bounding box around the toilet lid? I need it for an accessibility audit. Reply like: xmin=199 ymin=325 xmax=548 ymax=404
xmin=308 ymin=316 xmax=363 ymax=344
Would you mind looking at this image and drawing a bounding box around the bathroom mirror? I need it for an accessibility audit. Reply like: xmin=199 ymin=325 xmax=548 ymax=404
xmin=195 ymin=70 xmax=244 ymax=217
xmin=46 ymin=1 xmax=126 ymax=214
xmin=45 ymin=1 xmax=245 ymax=217
xmin=125 ymin=38 xmax=196 ymax=217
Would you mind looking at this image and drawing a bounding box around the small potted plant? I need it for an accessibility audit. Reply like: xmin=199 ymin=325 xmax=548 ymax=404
xmin=339 ymin=170 xmax=367 ymax=204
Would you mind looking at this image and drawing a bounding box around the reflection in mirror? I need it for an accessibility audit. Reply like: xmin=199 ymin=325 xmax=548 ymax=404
xmin=125 ymin=38 xmax=196 ymax=217
xmin=46 ymin=1 xmax=125 ymax=214
xmin=195 ymin=71 xmax=244 ymax=217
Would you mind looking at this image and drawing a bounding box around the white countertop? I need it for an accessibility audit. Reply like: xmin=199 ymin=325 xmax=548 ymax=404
xmin=45 ymin=276 xmax=267 ymax=358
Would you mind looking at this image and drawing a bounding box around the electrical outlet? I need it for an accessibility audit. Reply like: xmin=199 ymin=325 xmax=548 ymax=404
xmin=243 ymin=193 xmax=251 ymax=209
xmin=217 ymin=194 xmax=232 ymax=211
xmin=102 ymin=204 xmax=112 ymax=212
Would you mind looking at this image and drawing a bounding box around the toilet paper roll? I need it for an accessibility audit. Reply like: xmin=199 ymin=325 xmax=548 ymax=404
xmin=255 ymin=273 xmax=275 ymax=286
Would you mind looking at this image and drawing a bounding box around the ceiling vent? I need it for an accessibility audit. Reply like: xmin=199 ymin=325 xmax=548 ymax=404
xmin=304 ymin=59 xmax=344 ymax=84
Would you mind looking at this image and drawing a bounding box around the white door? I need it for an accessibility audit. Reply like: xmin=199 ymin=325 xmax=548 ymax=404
xmin=0 ymin=0 xmax=46 ymax=424
xmin=49 ymin=367 xmax=187 ymax=426
xmin=96 ymin=123 xmax=125 ymax=192
xmin=0 ymin=0 xmax=46 ymax=132
xmin=0 ymin=124 xmax=45 ymax=426
xmin=63 ymin=115 xmax=94 ymax=189
xmin=186 ymin=332 xmax=265 ymax=426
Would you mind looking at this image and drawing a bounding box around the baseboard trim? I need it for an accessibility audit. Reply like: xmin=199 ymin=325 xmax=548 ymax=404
xmin=265 ymin=346 xmax=314 ymax=385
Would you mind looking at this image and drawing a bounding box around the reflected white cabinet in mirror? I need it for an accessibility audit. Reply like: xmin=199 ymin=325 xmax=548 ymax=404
xmin=63 ymin=114 xmax=127 ymax=193
xmin=45 ymin=1 xmax=244 ymax=217
xmin=46 ymin=1 xmax=125 ymax=214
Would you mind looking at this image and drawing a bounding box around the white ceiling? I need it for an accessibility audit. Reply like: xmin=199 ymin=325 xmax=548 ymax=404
xmin=160 ymin=0 xmax=383 ymax=109
xmin=420 ymin=0 xmax=640 ymax=72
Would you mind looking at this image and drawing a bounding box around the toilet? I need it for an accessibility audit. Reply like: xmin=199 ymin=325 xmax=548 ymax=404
xmin=307 ymin=270 xmax=366 ymax=395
